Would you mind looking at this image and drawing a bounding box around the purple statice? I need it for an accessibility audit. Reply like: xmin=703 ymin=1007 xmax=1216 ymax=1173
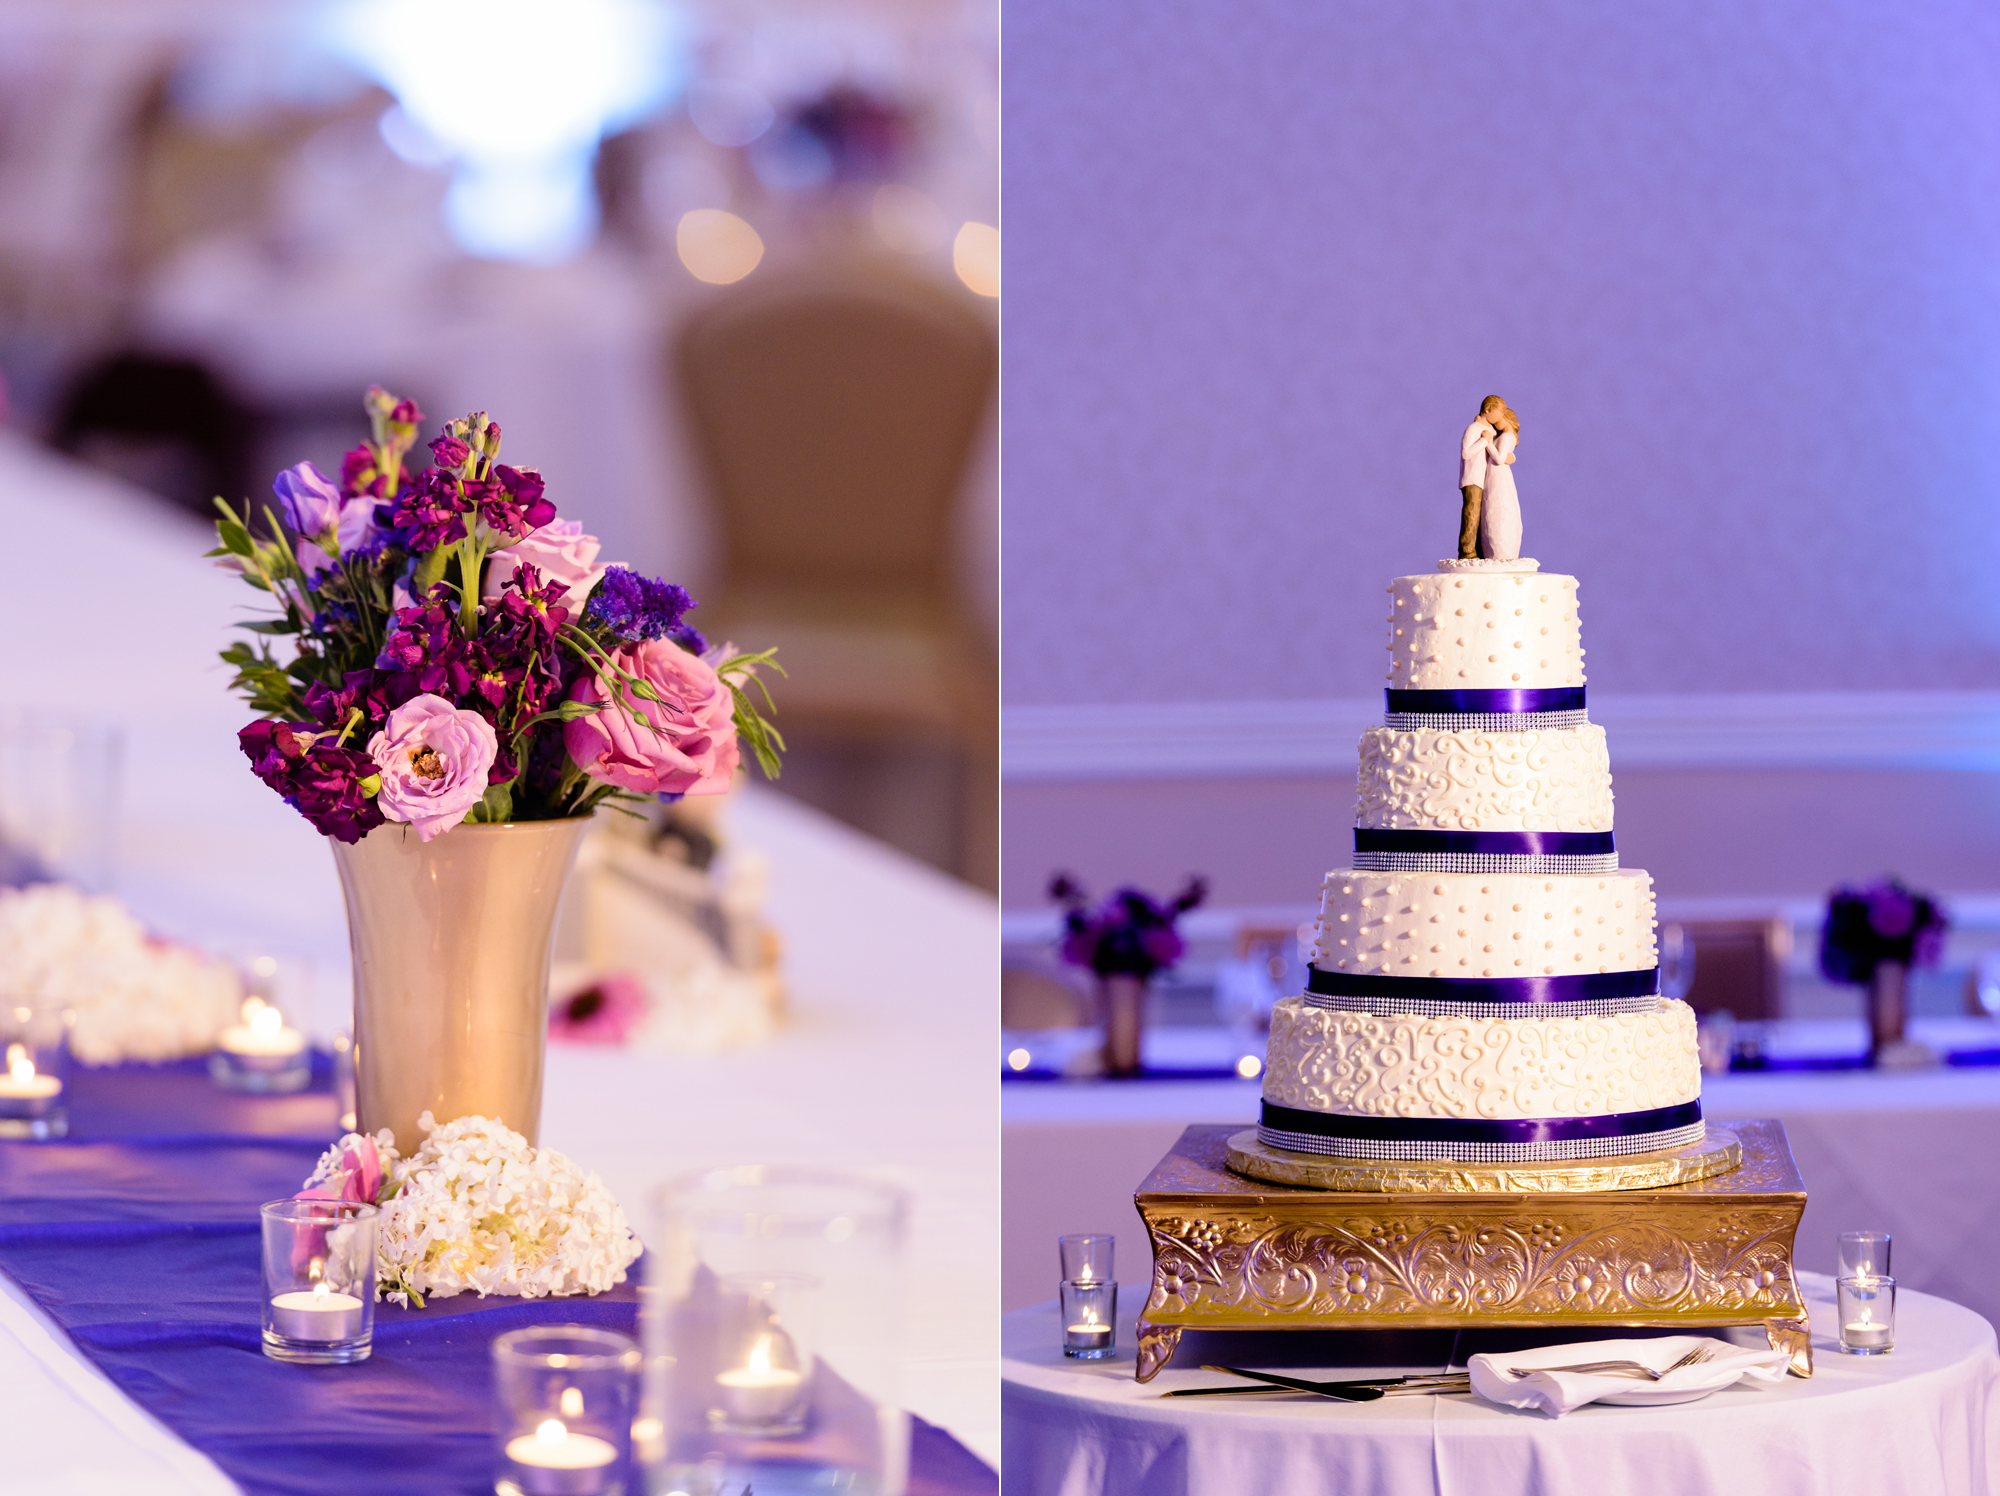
xmin=586 ymin=566 xmax=695 ymax=642
xmin=387 ymin=468 xmax=475 ymax=553
xmin=1048 ymin=874 xmax=1208 ymax=980
xmin=239 ymin=720 xmax=384 ymax=844
xmin=1819 ymin=878 xmax=1948 ymax=984
xmin=668 ymin=621 xmax=708 ymax=654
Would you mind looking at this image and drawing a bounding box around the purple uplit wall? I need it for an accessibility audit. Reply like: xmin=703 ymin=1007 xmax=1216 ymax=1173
xmin=1003 ymin=1 xmax=2000 ymax=706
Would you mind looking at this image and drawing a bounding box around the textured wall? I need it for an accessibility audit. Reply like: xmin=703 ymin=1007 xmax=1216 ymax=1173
xmin=1003 ymin=1 xmax=2000 ymax=706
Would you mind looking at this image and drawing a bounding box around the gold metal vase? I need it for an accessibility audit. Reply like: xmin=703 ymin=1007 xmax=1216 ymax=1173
xmin=329 ymin=816 xmax=591 ymax=1152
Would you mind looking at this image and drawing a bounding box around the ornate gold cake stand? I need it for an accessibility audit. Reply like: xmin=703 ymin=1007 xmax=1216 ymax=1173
xmin=1132 ymin=1119 xmax=1811 ymax=1383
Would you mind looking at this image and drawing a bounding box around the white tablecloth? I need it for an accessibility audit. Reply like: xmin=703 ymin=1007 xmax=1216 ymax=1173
xmin=0 ymin=435 xmax=999 ymax=1486
xmin=1001 ymin=1273 xmax=2000 ymax=1496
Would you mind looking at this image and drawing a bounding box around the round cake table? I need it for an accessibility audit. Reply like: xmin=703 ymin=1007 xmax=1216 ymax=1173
xmin=1001 ymin=1273 xmax=2000 ymax=1495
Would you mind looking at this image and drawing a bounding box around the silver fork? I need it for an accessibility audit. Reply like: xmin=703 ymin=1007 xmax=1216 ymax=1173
xmin=1503 ymin=1343 xmax=1721 ymax=1381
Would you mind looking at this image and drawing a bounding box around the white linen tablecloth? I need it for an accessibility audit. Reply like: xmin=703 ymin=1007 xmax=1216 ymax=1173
xmin=1001 ymin=1273 xmax=2000 ymax=1496
xmin=0 ymin=434 xmax=999 ymax=1485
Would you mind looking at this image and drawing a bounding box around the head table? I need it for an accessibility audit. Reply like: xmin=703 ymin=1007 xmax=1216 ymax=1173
xmin=0 ymin=434 xmax=999 ymax=1489
xmin=1001 ymin=1273 xmax=2000 ymax=1496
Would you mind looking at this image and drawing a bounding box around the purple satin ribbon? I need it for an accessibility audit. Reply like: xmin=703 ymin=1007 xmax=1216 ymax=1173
xmin=1354 ymin=828 xmax=1615 ymax=857
xmin=1307 ymin=965 xmax=1660 ymax=1003
xmin=1260 ymin=1097 xmax=1701 ymax=1145
xmin=1385 ymin=687 xmax=1586 ymax=714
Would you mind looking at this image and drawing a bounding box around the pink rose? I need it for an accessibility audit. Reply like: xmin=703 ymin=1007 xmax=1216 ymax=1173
xmin=564 ymin=640 xmax=739 ymax=797
xmin=483 ymin=520 xmax=609 ymax=608
xmin=366 ymin=694 xmax=498 ymax=840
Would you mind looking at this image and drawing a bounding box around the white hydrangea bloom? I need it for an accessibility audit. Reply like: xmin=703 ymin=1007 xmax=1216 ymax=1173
xmin=0 ymin=885 xmax=241 ymax=1063
xmin=365 ymin=1112 xmax=642 ymax=1307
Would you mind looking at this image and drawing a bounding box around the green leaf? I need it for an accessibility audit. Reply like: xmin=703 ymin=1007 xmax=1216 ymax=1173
xmin=238 ymin=619 xmax=301 ymax=635
xmin=466 ymin=780 xmax=514 ymax=824
xmin=215 ymin=519 xmax=254 ymax=558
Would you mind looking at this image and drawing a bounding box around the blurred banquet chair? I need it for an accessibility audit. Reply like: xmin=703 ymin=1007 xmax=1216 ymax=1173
xmin=675 ymin=255 xmax=996 ymax=890
xmin=1673 ymin=918 xmax=1790 ymax=1022
xmin=51 ymin=351 xmax=252 ymax=521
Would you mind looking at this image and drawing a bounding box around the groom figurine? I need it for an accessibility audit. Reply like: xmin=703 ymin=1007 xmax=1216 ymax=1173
xmin=1458 ymin=395 xmax=1507 ymax=559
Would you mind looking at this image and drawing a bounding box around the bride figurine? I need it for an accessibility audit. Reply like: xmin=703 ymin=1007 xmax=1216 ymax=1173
xmin=1479 ymin=405 xmax=1523 ymax=561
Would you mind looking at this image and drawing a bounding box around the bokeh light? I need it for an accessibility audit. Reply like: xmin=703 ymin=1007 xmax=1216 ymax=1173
xmin=321 ymin=0 xmax=687 ymax=262
xmin=873 ymin=183 xmax=949 ymax=254
xmin=676 ymin=208 xmax=764 ymax=284
xmin=953 ymin=220 xmax=999 ymax=298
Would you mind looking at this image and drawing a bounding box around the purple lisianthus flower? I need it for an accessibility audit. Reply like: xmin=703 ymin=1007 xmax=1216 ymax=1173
xmin=239 ymin=719 xmax=385 ymax=844
xmin=585 ymin=566 xmax=696 ymax=642
xmin=366 ymin=693 xmax=499 ymax=841
xmin=273 ymin=461 xmax=342 ymax=540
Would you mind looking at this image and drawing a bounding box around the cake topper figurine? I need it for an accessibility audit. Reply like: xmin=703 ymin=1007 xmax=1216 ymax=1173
xmin=1457 ymin=396 xmax=1522 ymax=561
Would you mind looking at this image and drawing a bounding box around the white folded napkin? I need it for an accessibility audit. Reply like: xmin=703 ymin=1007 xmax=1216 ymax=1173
xmin=1468 ymin=1335 xmax=1790 ymax=1417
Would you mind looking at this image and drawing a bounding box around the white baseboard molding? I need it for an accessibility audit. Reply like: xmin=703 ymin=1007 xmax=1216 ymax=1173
xmin=1003 ymin=692 xmax=2000 ymax=780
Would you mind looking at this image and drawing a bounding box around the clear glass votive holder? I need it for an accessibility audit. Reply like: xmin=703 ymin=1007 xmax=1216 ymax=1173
xmin=1061 ymin=1279 xmax=1117 ymax=1359
xmin=1837 ymin=1274 xmax=1896 ymax=1354
xmin=0 ymin=713 xmax=121 ymax=892
xmin=493 ymin=1325 xmax=640 ymax=1496
xmin=1839 ymin=1230 xmax=1892 ymax=1282
xmin=210 ymin=994 xmax=312 ymax=1094
xmin=0 ymin=999 xmax=74 ymax=1140
xmin=259 ymin=1199 xmax=377 ymax=1364
xmin=1059 ymin=1233 xmax=1115 ymax=1286
xmin=643 ymin=1166 xmax=909 ymax=1496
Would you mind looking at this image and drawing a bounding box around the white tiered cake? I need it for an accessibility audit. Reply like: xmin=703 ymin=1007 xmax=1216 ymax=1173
xmin=1257 ymin=558 xmax=1702 ymax=1164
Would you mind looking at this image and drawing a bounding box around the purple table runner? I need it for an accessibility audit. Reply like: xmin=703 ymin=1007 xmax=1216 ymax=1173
xmin=0 ymin=1059 xmax=994 ymax=1495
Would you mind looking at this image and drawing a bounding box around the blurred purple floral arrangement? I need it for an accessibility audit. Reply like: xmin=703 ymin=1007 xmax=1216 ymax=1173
xmin=214 ymin=387 xmax=782 ymax=844
xmin=1048 ymin=873 xmax=1208 ymax=980
xmin=1818 ymin=877 xmax=1948 ymax=985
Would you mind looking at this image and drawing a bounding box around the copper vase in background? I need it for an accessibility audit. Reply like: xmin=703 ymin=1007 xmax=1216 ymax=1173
xmin=1100 ymin=973 xmax=1147 ymax=1078
xmin=1868 ymin=960 xmax=1909 ymax=1065
xmin=329 ymin=816 xmax=591 ymax=1152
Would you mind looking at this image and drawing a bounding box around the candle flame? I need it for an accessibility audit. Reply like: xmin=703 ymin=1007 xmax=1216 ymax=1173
xmin=6 ymin=1044 xmax=31 ymax=1084
xmin=240 ymin=995 xmax=268 ymax=1025
xmin=745 ymin=1333 xmax=774 ymax=1376
xmin=250 ymin=1005 xmax=284 ymax=1040
xmin=559 ymin=1387 xmax=584 ymax=1418
xmin=536 ymin=1418 xmax=567 ymax=1447
xmin=311 ymin=1279 xmax=331 ymax=1303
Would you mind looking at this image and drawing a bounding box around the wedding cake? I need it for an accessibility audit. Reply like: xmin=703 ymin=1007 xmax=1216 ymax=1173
xmin=1257 ymin=558 xmax=1701 ymax=1164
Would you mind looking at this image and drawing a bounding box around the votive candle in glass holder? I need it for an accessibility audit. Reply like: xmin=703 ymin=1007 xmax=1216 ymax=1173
xmin=0 ymin=999 xmax=73 ymax=1140
xmin=212 ymin=995 xmax=312 ymax=1093
xmin=710 ymin=1274 xmax=815 ymax=1436
xmin=493 ymin=1325 xmax=639 ymax=1496
xmin=1838 ymin=1230 xmax=1892 ymax=1282
xmin=1837 ymin=1274 xmax=1896 ymax=1354
xmin=260 ymin=1199 xmax=376 ymax=1364
xmin=1059 ymin=1233 xmax=1114 ymax=1287
xmin=1061 ymin=1279 xmax=1117 ymax=1359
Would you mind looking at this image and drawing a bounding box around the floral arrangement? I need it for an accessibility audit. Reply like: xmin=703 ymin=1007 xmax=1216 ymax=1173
xmin=1819 ymin=877 xmax=1948 ymax=985
xmin=213 ymin=386 xmax=780 ymax=843
xmin=299 ymin=1112 xmax=641 ymax=1307
xmin=1047 ymin=873 xmax=1208 ymax=980
xmin=0 ymin=884 xmax=241 ymax=1064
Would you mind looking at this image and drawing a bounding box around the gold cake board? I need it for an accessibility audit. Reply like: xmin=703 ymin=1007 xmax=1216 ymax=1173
xmin=1132 ymin=1119 xmax=1811 ymax=1384
xmin=1227 ymin=1125 xmax=1743 ymax=1194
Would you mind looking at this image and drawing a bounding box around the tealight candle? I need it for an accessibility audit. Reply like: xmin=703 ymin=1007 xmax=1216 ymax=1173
xmin=269 ymin=1278 xmax=365 ymax=1341
xmin=1837 ymin=1274 xmax=1896 ymax=1355
xmin=1060 ymin=1278 xmax=1118 ymax=1358
xmin=213 ymin=999 xmax=311 ymax=1094
xmin=0 ymin=1044 xmax=60 ymax=1100
xmin=219 ymin=1001 xmax=307 ymax=1059
xmin=502 ymin=1418 xmax=619 ymax=1496
xmin=715 ymin=1333 xmax=806 ymax=1425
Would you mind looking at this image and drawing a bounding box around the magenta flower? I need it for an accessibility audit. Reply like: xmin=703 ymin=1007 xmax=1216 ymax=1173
xmin=366 ymin=694 xmax=499 ymax=841
xmin=298 ymin=1134 xmax=384 ymax=1205
xmin=549 ymin=972 xmax=650 ymax=1045
xmin=564 ymin=639 xmax=739 ymax=798
xmin=239 ymin=720 xmax=385 ymax=844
